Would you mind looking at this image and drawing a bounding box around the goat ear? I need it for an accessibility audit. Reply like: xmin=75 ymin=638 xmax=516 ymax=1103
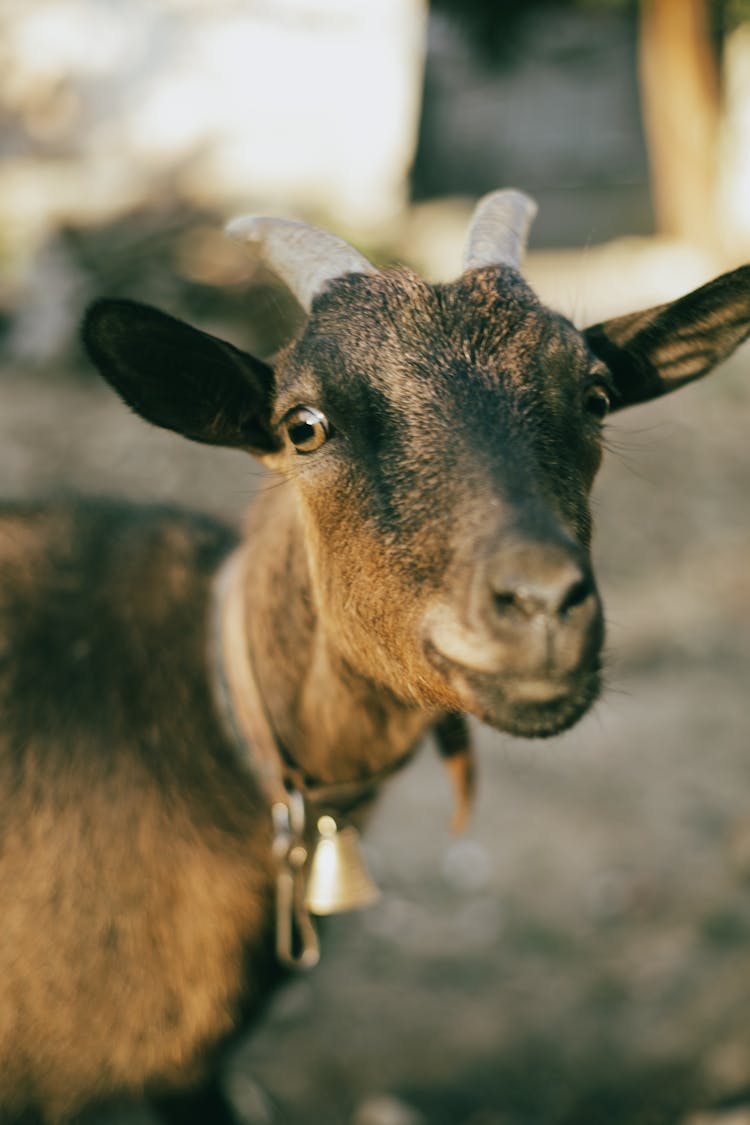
xmin=583 ymin=266 xmax=750 ymax=410
xmin=82 ymin=299 xmax=280 ymax=454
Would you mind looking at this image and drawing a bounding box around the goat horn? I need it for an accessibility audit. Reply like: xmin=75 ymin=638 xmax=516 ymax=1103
xmin=226 ymin=216 xmax=377 ymax=312
xmin=463 ymin=188 xmax=538 ymax=272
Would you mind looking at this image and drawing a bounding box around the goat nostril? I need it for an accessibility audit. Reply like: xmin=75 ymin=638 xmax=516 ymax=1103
xmin=492 ymin=585 xmax=545 ymax=619
xmin=489 ymin=566 xmax=595 ymax=622
xmin=493 ymin=590 xmax=519 ymax=613
xmin=559 ymin=576 xmax=593 ymax=616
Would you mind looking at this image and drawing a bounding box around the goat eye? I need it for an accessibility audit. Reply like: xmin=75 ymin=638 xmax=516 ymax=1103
xmin=584 ymin=384 xmax=611 ymax=421
xmin=284 ymin=406 xmax=330 ymax=453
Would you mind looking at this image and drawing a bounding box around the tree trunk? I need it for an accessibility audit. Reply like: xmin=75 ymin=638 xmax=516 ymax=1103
xmin=638 ymin=0 xmax=721 ymax=246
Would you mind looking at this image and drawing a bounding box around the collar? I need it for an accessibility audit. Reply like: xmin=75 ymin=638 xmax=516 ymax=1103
xmin=210 ymin=547 xmax=476 ymax=969
xmin=210 ymin=548 xmax=413 ymax=816
xmin=210 ymin=547 xmax=406 ymax=970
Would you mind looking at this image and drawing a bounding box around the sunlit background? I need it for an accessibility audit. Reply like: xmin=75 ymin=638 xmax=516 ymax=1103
xmin=2 ymin=3 xmax=750 ymax=1124
xmin=5 ymin=0 xmax=750 ymax=367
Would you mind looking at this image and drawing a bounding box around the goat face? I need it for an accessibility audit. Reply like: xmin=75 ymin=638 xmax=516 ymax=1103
xmin=83 ymin=193 xmax=750 ymax=742
xmin=270 ymin=266 xmax=605 ymax=737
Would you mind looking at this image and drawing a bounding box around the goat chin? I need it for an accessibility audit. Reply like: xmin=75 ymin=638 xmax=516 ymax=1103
xmin=478 ymin=674 xmax=602 ymax=739
xmin=469 ymin=677 xmax=602 ymax=739
xmin=424 ymin=643 xmax=602 ymax=737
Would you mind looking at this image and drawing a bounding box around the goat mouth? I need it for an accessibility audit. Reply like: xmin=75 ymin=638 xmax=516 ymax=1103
xmin=469 ymin=671 xmax=601 ymax=738
xmin=424 ymin=640 xmax=601 ymax=738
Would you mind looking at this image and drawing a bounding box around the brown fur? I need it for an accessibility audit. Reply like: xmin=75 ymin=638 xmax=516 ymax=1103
xmin=0 ymin=503 xmax=276 ymax=1121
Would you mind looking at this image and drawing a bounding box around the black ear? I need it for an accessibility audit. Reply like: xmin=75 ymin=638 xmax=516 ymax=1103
xmin=82 ymin=299 xmax=280 ymax=454
xmin=584 ymin=265 xmax=750 ymax=411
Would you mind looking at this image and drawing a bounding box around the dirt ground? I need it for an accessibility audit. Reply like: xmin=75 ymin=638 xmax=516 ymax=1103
xmin=2 ymin=331 xmax=750 ymax=1125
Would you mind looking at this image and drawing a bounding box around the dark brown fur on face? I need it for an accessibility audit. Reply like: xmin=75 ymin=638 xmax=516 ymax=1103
xmin=277 ymin=267 xmax=604 ymax=736
xmin=1 ymin=230 xmax=749 ymax=1123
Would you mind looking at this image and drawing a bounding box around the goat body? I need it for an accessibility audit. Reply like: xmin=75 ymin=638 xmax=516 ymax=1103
xmin=0 ymin=503 xmax=273 ymax=1119
xmin=1 ymin=191 xmax=749 ymax=1124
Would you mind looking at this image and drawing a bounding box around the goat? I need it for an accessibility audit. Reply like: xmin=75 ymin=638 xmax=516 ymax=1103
xmin=1 ymin=190 xmax=749 ymax=1125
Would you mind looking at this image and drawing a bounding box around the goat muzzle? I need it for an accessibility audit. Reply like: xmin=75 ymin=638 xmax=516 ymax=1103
xmin=422 ymin=539 xmax=604 ymax=737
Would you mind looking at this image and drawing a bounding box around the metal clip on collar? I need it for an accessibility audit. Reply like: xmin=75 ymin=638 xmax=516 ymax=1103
xmin=272 ymin=792 xmax=320 ymax=970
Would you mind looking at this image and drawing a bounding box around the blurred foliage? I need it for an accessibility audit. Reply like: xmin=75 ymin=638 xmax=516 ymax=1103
xmin=727 ymin=0 xmax=750 ymax=26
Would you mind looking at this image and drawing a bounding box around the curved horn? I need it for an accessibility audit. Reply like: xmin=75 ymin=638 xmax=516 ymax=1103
xmin=463 ymin=189 xmax=538 ymax=272
xmin=226 ymin=216 xmax=377 ymax=312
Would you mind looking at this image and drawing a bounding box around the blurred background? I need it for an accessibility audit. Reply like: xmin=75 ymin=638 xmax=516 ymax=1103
xmin=2 ymin=2 xmax=750 ymax=1123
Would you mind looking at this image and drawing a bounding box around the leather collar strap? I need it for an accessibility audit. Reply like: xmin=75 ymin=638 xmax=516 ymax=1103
xmin=210 ymin=548 xmax=410 ymax=815
xmin=211 ymin=547 xmax=418 ymax=971
xmin=211 ymin=549 xmax=288 ymax=807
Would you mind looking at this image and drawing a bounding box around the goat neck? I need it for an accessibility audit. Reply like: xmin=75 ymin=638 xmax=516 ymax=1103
xmin=223 ymin=484 xmax=432 ymax=797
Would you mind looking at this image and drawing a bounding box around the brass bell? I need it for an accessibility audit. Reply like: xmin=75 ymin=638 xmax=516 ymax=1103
xmin=305 ymin=815 xmax=380 ymax=915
